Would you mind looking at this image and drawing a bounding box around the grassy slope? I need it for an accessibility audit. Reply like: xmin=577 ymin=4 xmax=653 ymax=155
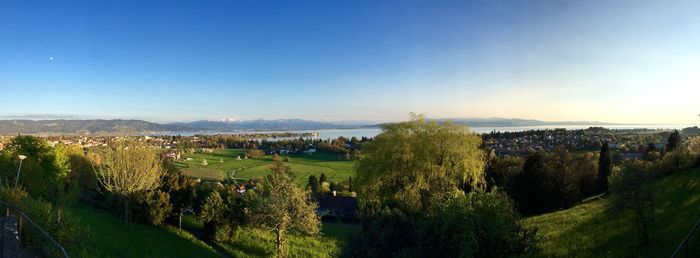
xmin=183 ymin=215 xmax=359 ymax=258
xmin=524 ymin=167 xmax=700 ymax=257
xmin=69 ymin=204 xmax=218 ymax=258
xmin=176 ymin=149 xmax=356 ymax=185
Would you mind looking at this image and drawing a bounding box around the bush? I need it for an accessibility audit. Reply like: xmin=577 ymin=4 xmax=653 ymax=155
xmin=245 ymin=149 xmax=264 ymax=159
xmin=344 ymin=191 xmax=537 ymax=258
xmin=659 ymin=149 xmax=695 ymax=175
xmin=132 ymin=190 xmax=173 ymax=226
xmin=0 ymin=186 xmax=89 ymax=256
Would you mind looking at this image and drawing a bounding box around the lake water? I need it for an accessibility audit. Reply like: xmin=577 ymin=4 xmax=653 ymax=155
xmin=155 ymin=124 xmax=696 ymax=140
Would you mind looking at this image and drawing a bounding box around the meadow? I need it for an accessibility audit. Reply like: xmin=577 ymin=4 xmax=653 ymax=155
xmin=182 ymin=215 xmax=359 ymax=258
xmin=524 ymin=167 xmax=700 ymax=257
xmin=67 ymin=204 xmax=218 ymax=258
xmin=174 ymin=149 xmax=357 ymax=185
xmin=65 ymin=203 xmax=358 ymax=257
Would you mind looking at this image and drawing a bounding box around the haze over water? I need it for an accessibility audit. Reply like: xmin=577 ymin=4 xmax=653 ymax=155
xmin=157 ymin=124 xmax=697 ymax=140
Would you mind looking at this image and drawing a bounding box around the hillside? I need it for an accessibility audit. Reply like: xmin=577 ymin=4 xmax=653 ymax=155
xmin=0 ymin=119 xmax=189 ymax=135
xmin=0 ymin=119 xmax=370 ymax=135
xmin=524 ymin=167 xmax=700 ymax=257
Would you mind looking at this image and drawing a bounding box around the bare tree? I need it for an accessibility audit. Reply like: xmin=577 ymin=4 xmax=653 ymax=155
xmin=95 ymin=139 xmax=164 ymax=223
xmin=253 ymin=162 xmax=320 ymax=257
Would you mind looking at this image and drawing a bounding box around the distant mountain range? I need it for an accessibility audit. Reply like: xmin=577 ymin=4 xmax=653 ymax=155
xmin=0 ymin=119 xmax=367 ymax=135
xmin=437 ymin=118 xmax=617 ymax=127
xmin=0 ymin=117 xmax=622 ymax=135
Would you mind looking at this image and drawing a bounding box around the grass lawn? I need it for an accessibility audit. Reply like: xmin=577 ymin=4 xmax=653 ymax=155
xmin=183 ymin=215 xmax=358 ymax=258
xmin=215 ymin=223 xmax=359 ymax=258
xmin=68 ymin=204 xmax=218 ymax=258
xmin=175 ymin=149 xmax=356 ymax=185
xmin=524 ymin=167 xmax=700 ymax=257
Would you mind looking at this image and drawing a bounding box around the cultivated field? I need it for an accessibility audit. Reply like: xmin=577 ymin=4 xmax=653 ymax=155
xmin=174 ymin=149 xmax=357 ymax=185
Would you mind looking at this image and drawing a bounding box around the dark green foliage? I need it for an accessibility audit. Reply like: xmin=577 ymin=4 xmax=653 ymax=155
xmin=512 ymin=152 xmax=558 ymax=215
xmin=666 ymin=130 xmax=681 ymax=152
xmin=0 ymin=136 xmax=70 ymax=201
xmin=597 ymin=142 xmax=612 ymax=193
xmin=510 ymin=149 xmax=598 ymax=215
xmin=197 ymin=185 xmax=255 ymax=241
xmin=609 ymin=161 xmax=654 ymax=244
xmin=160 ymin=171 xmax=198 ymax=228
xmin=132 ymin=190 xmax=173 ymax=226
xmin=319 ymin=173 xmax=328 ymax=184
xmin=485 ymin=156 xmax=524 ymax=192
xmin=344 ymin=191 xmax=537 ymax=258
xmin=0 ymin=187 xmax=89 ymax=256
xmin=307 ymin=175 xmax=320 ymax=193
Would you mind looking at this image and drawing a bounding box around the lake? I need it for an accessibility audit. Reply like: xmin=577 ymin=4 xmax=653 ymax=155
xmin=155 ymin=124 xmax=696 ymax=140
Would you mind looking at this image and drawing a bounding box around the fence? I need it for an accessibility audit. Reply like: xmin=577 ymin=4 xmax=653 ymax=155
xmin=0 ymin=199 xmax=68 ymax=258
xmin=671 ymin=218 xmax=700 ymax=258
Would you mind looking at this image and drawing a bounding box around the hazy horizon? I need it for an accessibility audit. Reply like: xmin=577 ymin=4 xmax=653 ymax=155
xmin=2 ymin=1 xmax=699 ymax=124
xmin=0 ymin=114 xmax=696 ymax=126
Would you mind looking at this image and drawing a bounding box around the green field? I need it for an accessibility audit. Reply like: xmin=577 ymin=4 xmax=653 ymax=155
xmin=175 ymin=149 xmax=357 ymax=185
xmin=64 ymin=204 xmax=358 ymax=257
xmin=524 ymin=167 xmax=700 ymax=257
xmin=182 ymin=215 xmax=358 ymax=258
xmin=68 ymin=204 xmax=218 ymax=258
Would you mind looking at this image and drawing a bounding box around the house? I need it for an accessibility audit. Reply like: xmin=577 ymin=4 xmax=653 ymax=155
xmin=161 ymin=151 xmax=181 ymax=160
xmin=317 ymin=196 xmax=359 ymax=221
xmin=621 ymin=153 xmax=643 ymax=160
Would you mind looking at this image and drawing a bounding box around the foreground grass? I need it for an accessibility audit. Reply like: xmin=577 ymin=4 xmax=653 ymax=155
xmin=524 ymin=167 xmax=700 ymax=257
xmin=176 ymin=149 xmax=356 ymax=184
xmin=69 ymin=204 xmax=218 ymax=258
xmin=183 ymin=215 xmax=358 ymax=258
xmin=217 ymin=223 xmax=358 ymax=258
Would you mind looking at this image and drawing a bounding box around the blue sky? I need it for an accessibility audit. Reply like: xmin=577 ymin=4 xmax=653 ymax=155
xmin=1 ymin=0 xmax=699 ymax=123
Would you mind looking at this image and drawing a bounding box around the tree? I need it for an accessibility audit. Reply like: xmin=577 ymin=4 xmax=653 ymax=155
xmin=319 ymin=173 xmax=328 ymax=184
xmin=356 ymin=115 xmax=485 ymax=214
xmin=609 ymin=161 xmax=654 ymax=244
xmin=161 ymin=172 xmax=198 ymax=229
xmin=597 ymin=142 xmax=612 ymax=193
xmin=512 ymin=152 xmax=558 ymax=215
xmin=96 ymin=140 xmax=164 ymax=223
xmin=1 ymin=136 xmax=70 ymax=200
xmin=484 ymin=156 xmax=524 ymax=192
xmin=666 ymin=130 xmax=681 ymax=152
xmin=306 ymin=175 xmax=320 ymax=193
xmin=253 ymin=162 xmax=320 ymax=257
xmin=245 ymin=149 xmax=263 ymax=159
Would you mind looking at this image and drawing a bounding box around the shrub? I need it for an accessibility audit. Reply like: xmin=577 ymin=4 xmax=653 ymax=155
xmin=0 ymin=186 xmax=89 ymax=256
xmin=132 ymin=190 xmax=173 ymax=226
xmin=245 ymin=149 xmax=264 ymax=159
xmin=344 ymin=191 xmax=537 ymax=258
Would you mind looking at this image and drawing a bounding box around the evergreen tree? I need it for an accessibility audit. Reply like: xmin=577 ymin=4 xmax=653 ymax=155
xmin=319 ymin=173 xmax=328 ymax=184
xmin=307 ymin=175 xmax=320 ymax=193
xmin=597 ymin=142 xmax=612 ymax=193
xmin=666 ymin=130 xmax=681 ymax=152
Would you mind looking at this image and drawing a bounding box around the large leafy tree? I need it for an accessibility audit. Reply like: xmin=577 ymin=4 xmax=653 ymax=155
xmin=253 ymin=162 xmax=320 ymax=257
xmin=356 ymin=114 xmax=485 ymax=214
xmin=0 ymin=136 xmax=70 ymax=200
xmin=609 ymin=161 xmax=654 ymax=244
xmin=96 ymin=139 xmax=164 ymax=223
